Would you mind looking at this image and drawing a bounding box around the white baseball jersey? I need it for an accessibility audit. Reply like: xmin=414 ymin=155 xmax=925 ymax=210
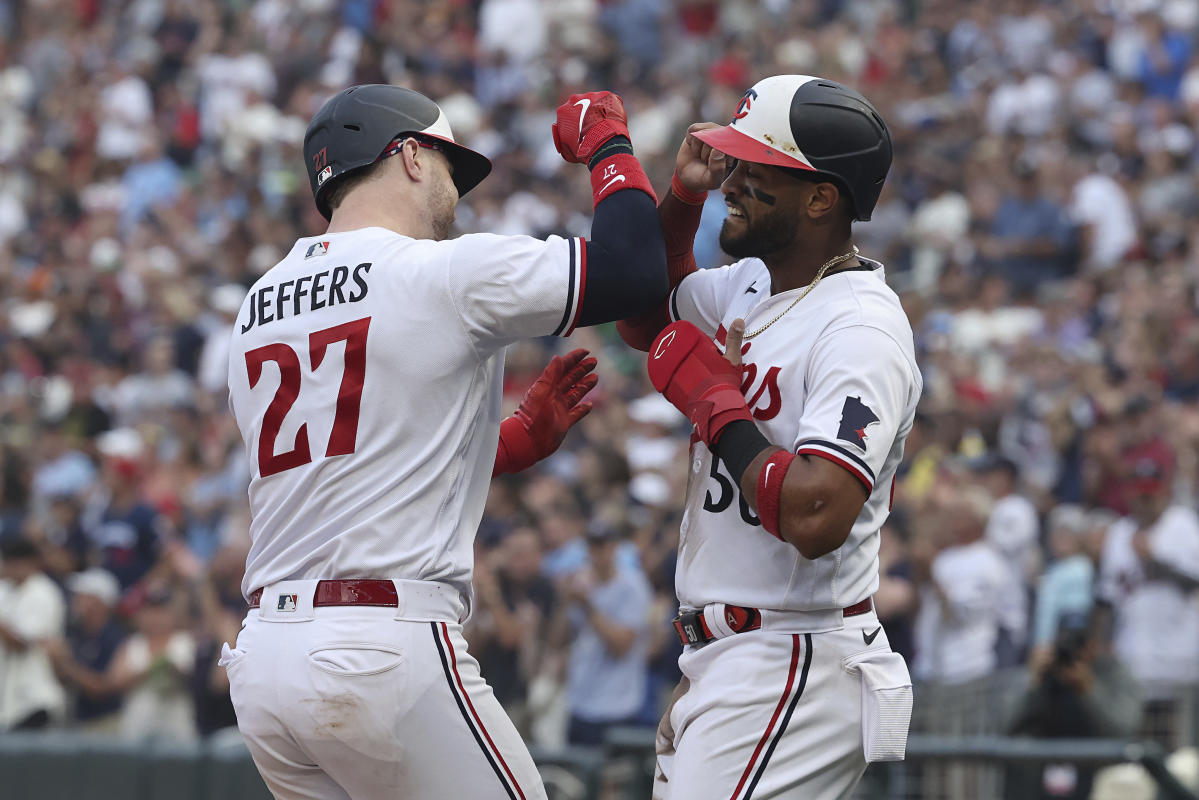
xmin=912 ymin=540 xmax=1013 ymax=684
xmin=1098 ymin=508 xmax=1199 ymax=689
xmin=668 ymin=256 xmax=921 ymax=612
xmin=228 ymin=227 xmax=586 ymax=600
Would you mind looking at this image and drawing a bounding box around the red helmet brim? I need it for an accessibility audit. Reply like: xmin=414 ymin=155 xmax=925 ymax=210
xmin=692 ymin=125 xmax=814 ymax=171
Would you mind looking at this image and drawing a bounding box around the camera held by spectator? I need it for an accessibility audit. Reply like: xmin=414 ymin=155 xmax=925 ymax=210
xmin=1006 ymin=611 xmax=1141 ymax=800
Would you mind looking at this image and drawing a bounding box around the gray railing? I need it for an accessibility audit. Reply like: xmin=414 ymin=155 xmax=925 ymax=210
xmin=1 ymin=728 xmax=1197 ymax=799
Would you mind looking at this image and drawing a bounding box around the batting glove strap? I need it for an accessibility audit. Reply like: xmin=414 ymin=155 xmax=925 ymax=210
xmin=647 ymin=321 xmax=751 ymax=446
xmin=493 ymin=416 xmax=538 ymax=476
xmin=755 ymin=450 xmax=795 ymax=540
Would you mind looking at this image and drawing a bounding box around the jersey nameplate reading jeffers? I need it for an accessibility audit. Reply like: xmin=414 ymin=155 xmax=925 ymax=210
xmin=241 ymin=262 xmax=372 ymax=333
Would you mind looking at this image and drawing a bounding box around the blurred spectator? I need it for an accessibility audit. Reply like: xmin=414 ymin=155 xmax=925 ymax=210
xmin=1098 ymin=456 xmax=1199 ymax=748
xmin=876 ymin=518 xmax=918 ymax=665
xmin=0 ymin=537 xmax=66 ymax=730
xmin=1005 ymin=612 xmax=1141 ymax=800
xmin=913 ymin=488 xmax=1020 ymax=685
xmin=1031 ymin=505 xmax=1095 ymax=650
xmin=188 ymin=543 xmax=244 ymax=736
xmin=560 ymin=523 xmax=652 ymax=746
xmin=82 ymin=430 xmax=168 ymax=591
xmin=977 ymin=454 xmax=1036 ymax=662
xmin=471 ymin=527 xmax=557 ymax=735
xmin=44 ymin=568 xmax=126 ymax=733
xmin=108 ymin=587 xmax=197 ymax=742
xmin=1136 ymin=14 xmax=1192 ymax=101
xmin=980 ymin=158 xmax=1075 ymax=297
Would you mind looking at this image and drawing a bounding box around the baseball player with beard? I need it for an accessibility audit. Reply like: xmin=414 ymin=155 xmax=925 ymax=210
xmin=222 ymin=84 xmax=665 ymax=799
xmin=617 ymin=75 xmax=920 ymax=798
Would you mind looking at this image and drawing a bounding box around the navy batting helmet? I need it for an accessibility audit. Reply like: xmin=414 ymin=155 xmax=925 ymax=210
xmin=693 ymin=75 xmax=892 ymax=221
xmin=303 ymin=84 xmax=492 ymax=221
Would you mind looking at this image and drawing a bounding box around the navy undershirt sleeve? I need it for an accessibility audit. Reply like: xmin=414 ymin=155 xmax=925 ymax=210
xmin=577 ymin=188 xmax=668 ymax=327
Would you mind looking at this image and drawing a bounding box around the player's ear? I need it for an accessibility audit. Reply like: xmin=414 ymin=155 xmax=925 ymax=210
xmin=806 ymin=182 xmax=841 ymax=220
xmin=398 ymin=138 xmax=424 ymax=183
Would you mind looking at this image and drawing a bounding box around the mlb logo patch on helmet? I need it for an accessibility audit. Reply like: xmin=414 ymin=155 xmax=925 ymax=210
xmin=692 ymin=75 xmax=892 ymax=221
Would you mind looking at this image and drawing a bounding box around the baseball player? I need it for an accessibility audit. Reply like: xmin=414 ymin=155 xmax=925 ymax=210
xmin=222 ymin=84 xmax=665 ymax=799
xmin=618 ymin=75 xmax=921 ymax=797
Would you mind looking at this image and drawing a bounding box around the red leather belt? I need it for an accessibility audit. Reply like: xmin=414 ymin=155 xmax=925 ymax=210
xmin=248 ymin=579 xmax=398 ymax=609
xmin=673 ymin=598 xmax=873 ymax=646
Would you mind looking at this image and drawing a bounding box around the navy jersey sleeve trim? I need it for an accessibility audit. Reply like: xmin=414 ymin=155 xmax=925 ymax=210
xmin=551 ymin=237 xmax=580 ymax=337
xmin=795 ymin=439 xmax=875 ymax=491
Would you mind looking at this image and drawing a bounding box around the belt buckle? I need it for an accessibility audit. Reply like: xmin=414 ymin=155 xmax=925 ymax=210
xmin=673 ymin=610 xmax=707 ymax=645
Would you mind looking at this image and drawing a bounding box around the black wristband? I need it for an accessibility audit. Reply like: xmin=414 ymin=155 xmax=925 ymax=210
xmin=712 ymin=420 xmax=773 ymax=485
xmin=588 ymin=136 xmax=633 ymax=170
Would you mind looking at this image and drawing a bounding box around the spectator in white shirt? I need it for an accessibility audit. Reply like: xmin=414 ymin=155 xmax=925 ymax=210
xmin=1098 ymin=458 xmax=1199 ymax=697
xmin=109 ymin=587 xmax=197 ymax=742
xmin=1069 ymin=160 xmax=1137 ymax=273
xmin=0 ymin=538 xmax=66 ymax=730
xmin=977 ymin=454 xmax=1036 ymax=660
xmin=914 ymin=488 xmax=1017 ymax=685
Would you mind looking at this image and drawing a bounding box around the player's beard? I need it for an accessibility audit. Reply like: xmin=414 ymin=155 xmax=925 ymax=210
xmin=719 ymin=204 xmax=797 ymax=260
xmin=430 ymin=177 xmax=458 ymax=241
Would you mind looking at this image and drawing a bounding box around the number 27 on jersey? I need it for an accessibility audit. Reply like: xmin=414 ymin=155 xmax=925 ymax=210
xmin=244 ymin=317 xmax=371 ymax=477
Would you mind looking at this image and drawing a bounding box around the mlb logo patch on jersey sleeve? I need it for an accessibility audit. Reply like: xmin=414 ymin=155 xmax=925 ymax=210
xmin=837 ymin=396 xmax=879 ymax=449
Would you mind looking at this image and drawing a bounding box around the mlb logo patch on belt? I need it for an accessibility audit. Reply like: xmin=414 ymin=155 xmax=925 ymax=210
xmin=277 ymin=594 xmax=298 ymax=612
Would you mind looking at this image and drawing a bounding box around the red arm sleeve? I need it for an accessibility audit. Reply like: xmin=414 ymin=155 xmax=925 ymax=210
xmin=616 ymin=175 xmax=707 ymax=351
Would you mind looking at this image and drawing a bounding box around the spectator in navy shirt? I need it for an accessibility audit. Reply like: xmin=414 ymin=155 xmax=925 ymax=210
xmin=83 ymin=447 xmax=167 ymax=591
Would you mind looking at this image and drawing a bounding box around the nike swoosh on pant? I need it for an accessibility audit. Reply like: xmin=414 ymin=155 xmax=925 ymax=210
xmin=863 ymin=627 xmax=881 ymax=645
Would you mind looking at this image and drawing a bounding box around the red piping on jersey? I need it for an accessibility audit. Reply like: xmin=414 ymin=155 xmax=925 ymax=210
xmin=439 ymin=622 xmax=528 ymax=800
xmin=730 ymin=634 xmax=801 ymax=800
xmin=565 ymin=237 xmax=587 ymax=336
xmin=796 ymin=447 xmax=873 ymax=492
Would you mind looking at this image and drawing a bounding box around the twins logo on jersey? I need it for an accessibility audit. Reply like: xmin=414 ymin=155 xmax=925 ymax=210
xmin=715 ymin=325 xmax=782 ymax=421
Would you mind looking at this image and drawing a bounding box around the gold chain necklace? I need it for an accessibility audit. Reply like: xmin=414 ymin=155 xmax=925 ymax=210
xmin=744 ymin=246 xmax=860 ymax=339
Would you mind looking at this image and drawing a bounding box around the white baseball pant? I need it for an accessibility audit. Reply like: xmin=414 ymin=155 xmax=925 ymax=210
xmin=221 ymin=579 xmax=546 ymax=800
xmin=654 ymin=608 xmax=911 ymax=800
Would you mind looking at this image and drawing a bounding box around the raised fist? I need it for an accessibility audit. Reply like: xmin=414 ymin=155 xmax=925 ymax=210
xmin=551 ymin=91 xmax=632 ymax=165
xmin=674 ymin=122 xmax=728 ymax=194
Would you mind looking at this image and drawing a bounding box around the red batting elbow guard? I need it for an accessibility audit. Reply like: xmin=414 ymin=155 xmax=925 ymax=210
xmin=647 ymin=321 xmax=752 ymax=446
xmin=591 ymin=153 xmax=657 ymax=207
xmin=493 ymin=416 xmax=538 ymax=477
xmin=756 ymin=450 xmax=795 ymax=540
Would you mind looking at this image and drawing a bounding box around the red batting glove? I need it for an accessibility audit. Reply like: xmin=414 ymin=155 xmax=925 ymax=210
xmin=493 ymin=349 xmax=598 ymax=476
xmin=551 ymin=92 xmax=631 ymax=165
xmin=647 ymin=321 xmax=752 ymax=447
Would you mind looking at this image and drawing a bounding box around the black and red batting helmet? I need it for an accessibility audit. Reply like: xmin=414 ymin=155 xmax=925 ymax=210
xmin=303 ymin=84 xmax=492 ymax=220
xmin=694 ymin=75 xmax=892 ymax=220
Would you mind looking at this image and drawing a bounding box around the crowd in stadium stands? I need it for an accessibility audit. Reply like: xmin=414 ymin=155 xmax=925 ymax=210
xmin=1 ymin=2 xmax=1199 ymax=784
